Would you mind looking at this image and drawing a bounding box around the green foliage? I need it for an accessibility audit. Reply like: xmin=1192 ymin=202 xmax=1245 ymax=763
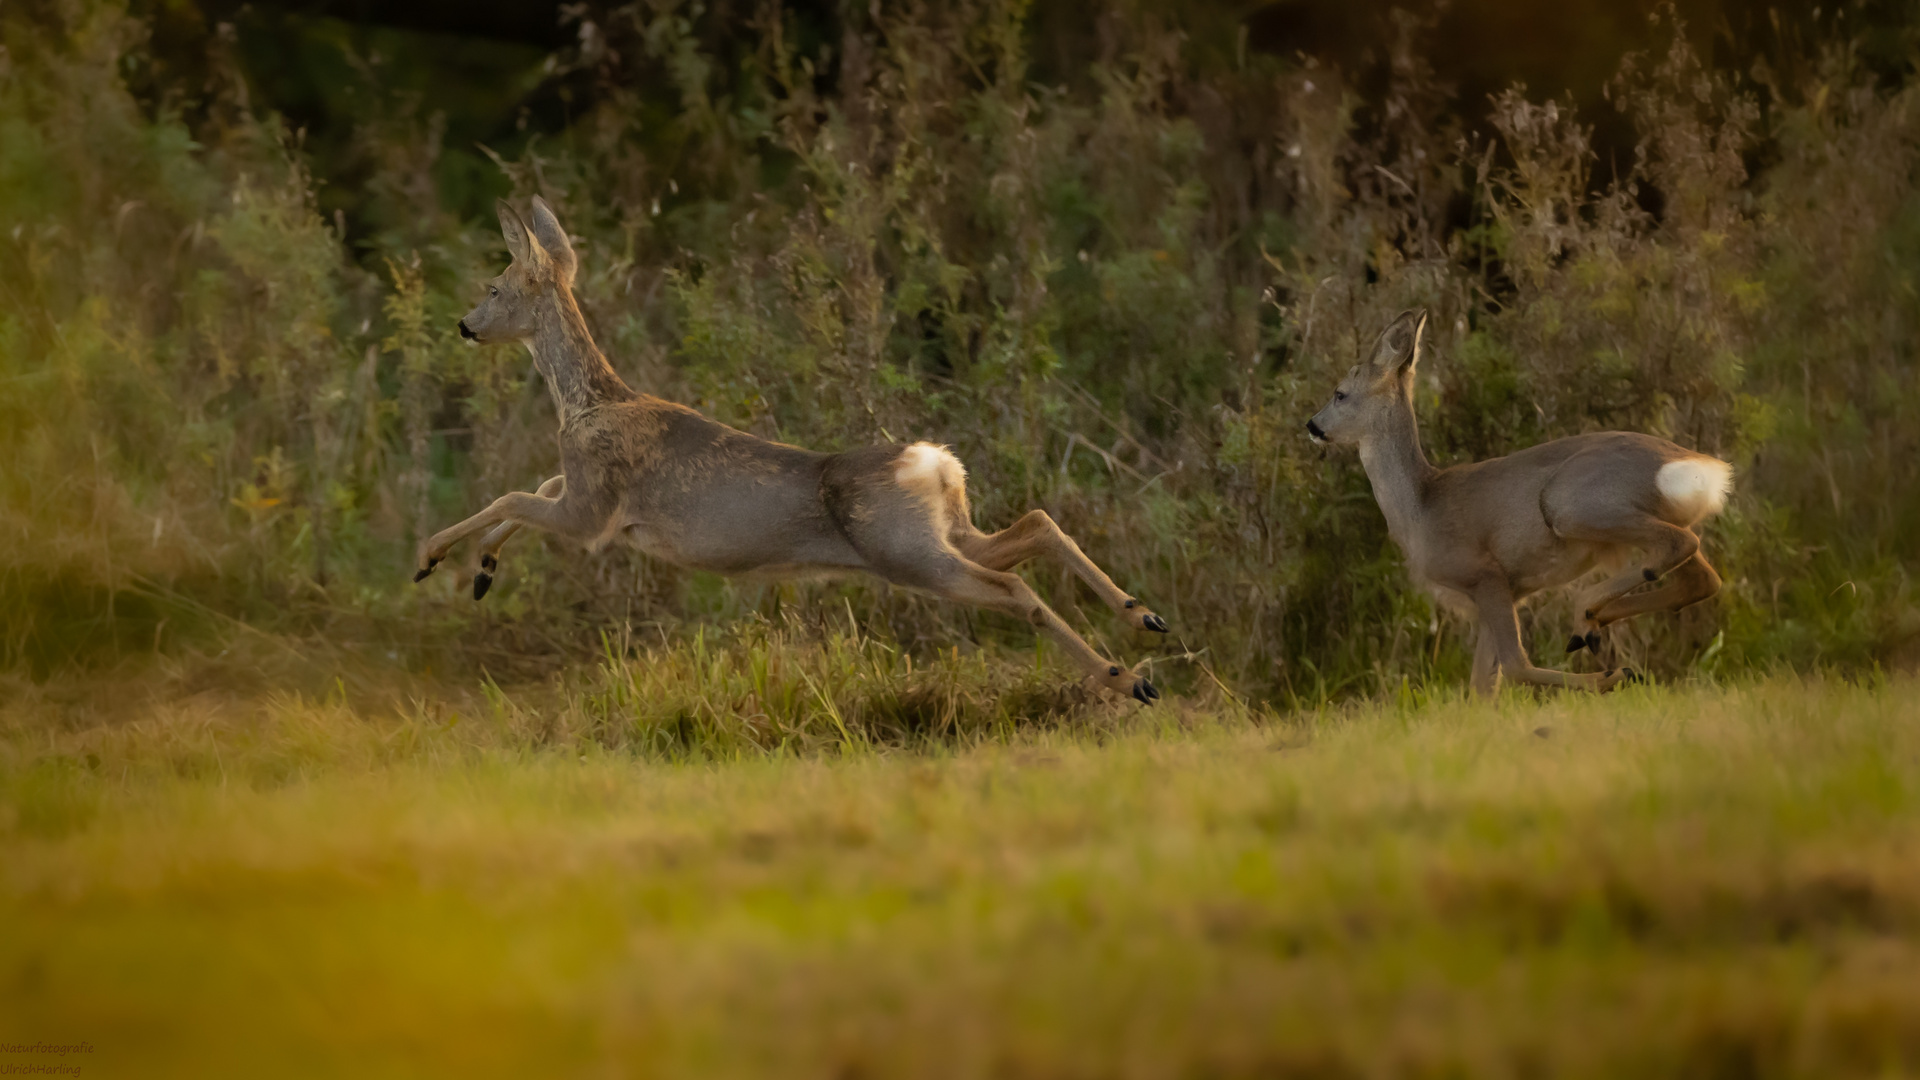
xmin=1 ymin=0 xmax=1917 ymax=708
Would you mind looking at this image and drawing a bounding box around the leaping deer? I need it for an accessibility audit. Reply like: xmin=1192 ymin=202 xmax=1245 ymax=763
xmin=414 ymin=197 xmax=1169 ymax=703
xmin=1306 ymin=309 xmax=1731 ymax=694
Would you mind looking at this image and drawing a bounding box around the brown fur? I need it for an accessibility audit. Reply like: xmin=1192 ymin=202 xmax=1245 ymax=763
xmin=1307 ymin=310 xmax=1731 ymax=695
xmin=424 ymin=197 xmax=1170 ymax=702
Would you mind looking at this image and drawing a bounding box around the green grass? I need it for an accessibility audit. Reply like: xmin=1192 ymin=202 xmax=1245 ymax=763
xmin=4 ymin=667 xmax=1920 ymax=1078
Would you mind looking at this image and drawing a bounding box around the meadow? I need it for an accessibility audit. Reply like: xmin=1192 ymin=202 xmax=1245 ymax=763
xmin=5 ymin=670 xmax=1919 ymax=1077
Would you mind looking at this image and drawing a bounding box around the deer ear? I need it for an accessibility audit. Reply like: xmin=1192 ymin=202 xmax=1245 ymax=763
xmin=1401 ymin=309 xmax=1429 ymax=374
xmin=528 ymin=196 xmax=577 ymax=280
xmin=496 ymin=199 xmax=550 ymax=268
xmin=1370 ymin=309 xmax=1427 ymax=373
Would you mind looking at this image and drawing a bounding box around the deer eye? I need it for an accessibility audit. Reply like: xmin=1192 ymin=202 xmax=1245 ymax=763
xmin=1333 ymin=390 xmax=1348 ymax=402
xmin=488 ymin=286 xmax=499 ymax=298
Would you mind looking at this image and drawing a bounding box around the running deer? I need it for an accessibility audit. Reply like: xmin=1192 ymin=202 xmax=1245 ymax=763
xmin=1306 ymin=309 xmax=1732 ymax=694
xmin=415 ymin=197 xmax=1168 ymax=702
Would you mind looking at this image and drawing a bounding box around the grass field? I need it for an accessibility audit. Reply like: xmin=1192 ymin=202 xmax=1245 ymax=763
xmin=4 ymin=664 xmax=1919 ymax=1078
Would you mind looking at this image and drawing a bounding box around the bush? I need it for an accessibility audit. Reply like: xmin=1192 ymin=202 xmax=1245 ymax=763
xmin=2 ymin=0 xmax=1916 ymax=712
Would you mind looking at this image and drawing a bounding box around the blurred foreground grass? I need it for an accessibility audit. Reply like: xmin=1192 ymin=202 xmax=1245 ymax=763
xmin=5 ymin=666 xmax=1920 ymax=1077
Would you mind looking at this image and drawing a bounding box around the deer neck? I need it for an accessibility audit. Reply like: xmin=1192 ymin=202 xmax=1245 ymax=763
xmin=1356 ymin=387 xmax=1436 ymax=554
xmin=525 ymin=290 xmax=633 ymax=424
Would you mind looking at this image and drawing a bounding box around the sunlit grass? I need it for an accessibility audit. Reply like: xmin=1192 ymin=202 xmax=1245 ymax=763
xmin=4 ymin=663 xmax=1918 ymax=1077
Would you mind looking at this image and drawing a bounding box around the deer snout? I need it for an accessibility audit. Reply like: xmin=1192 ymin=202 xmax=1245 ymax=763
xmin=458 ymin=319 xmax=478 ymax=341
xmin=1306 ymin=418 xmax=1327 ymax=443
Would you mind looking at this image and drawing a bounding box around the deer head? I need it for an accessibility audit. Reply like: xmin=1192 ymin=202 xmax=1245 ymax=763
xmin=1306 ymin=308 xmax=1428 ymax=446
xmin=458 ymin=195 xmax=579 ymax=345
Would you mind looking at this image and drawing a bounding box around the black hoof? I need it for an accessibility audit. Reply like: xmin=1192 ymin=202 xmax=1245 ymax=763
xmin=1567 ymin=634 xmax=1587 ymax=654
xmin=1131 ymin=679 xmax=1160 ymax=704
xmin=1620 ymin=667 xmax=1644 ymax=685
xmin=412 ymin=558 xmax=439 ymax=583
xmin=472 ymin=572 xmax=493 ymax=601
xmin=1143 ymin=613 xmax=1170 ymax=633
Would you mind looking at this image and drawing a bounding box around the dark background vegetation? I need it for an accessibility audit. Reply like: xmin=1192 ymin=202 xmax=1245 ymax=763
xmin=3 ymin=0 xmax=1918 ymax=722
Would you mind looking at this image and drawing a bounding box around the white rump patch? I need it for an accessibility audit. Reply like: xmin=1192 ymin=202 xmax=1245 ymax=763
xmin=894 ymin=442 xmax=966 ymax=498
xmin=1656 ymin=457 xmax=1733 ymax=522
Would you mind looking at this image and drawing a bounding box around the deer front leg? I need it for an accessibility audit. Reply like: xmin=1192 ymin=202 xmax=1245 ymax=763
xmin=1471 ymin=629 xmax=1500 ymax=696
xmin=1474 ymin=578 xmax=1637 ymax=694
xmin=469 ymin=475 xmax=566 ymax=600
xmin=414 ymin=488 xmax=591 ymax=583
xmin=954 ymin=510 xmax=1170 ymax=633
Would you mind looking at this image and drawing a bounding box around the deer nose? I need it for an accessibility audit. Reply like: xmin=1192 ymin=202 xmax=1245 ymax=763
xmin=1306 ymin=419 xmax=1326 ymax=442
xmin=458 ymin=319 xmax=477 ymax=340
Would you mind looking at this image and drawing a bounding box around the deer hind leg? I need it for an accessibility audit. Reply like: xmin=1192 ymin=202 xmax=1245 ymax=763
xmin=1474 ymin=578 xmax=1636 ymax=694
xmin=952 ymin=510 xmax=1169 ymax=634
xmin=469 ymin=476 xmax=566 ymax=600
xmin=1557 ymin=520 xmax=1701 ymax=654
xmin=918 ymin=554 xmax=1160 ymax=704
xmin=845 ymin=443 xmax=1153 ymax=702
xmin=415 ymin=487 xmax=594 ymax=583
xmin=1589 ymin=551 xmax=1721 ymax=628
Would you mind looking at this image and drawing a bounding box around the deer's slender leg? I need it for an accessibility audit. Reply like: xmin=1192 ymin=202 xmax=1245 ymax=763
xmin=1473 ymin=579 xmax=1635 ymax=694
xmin=1471 ymin=629 xmax=1500 ymax=696
xmin=470 ymin=476 xmax=566 ymax=600
xmin=415 ymin=489 xmax=597 ymax=581
xmin=1589 ymin=551 xmax=1721 ymax=627
xmin=953 ymin=510 xmax=1169 ymax=633
xmin=916 ymin=554 xmax=1159 ymax=704
xmin=1559 ymin=520 xmax=1700 ymax=646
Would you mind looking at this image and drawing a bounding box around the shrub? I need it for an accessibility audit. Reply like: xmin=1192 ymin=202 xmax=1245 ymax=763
xmin=2 ymin=0 xmax=1915 ymax=708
